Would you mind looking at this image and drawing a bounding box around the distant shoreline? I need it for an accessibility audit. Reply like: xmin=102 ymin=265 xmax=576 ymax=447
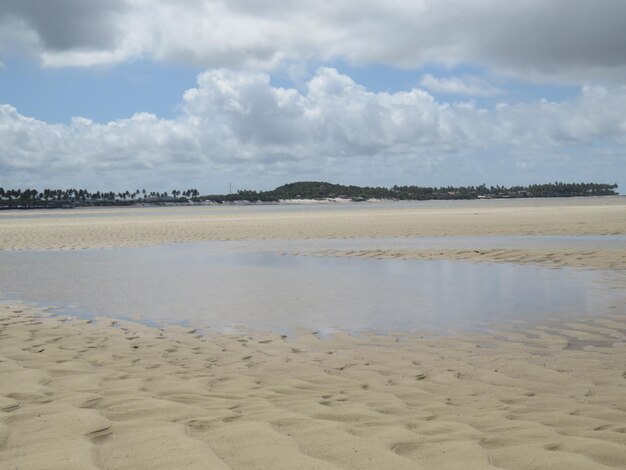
xmin=1 ymin=194 xmax=622 ymax=211
xmin=0 ymin=181 xmax=619 ymax=210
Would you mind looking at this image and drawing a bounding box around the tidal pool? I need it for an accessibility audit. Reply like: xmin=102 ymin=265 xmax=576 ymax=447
xmin=0 ymin=240 xmax=624 ymax=335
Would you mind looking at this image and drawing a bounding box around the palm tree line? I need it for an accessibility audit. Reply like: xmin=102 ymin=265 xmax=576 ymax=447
xmin=0 ymin=187 xmax=200 ymax=204
xmin=0 ymin=181 xmax=618 ymax=208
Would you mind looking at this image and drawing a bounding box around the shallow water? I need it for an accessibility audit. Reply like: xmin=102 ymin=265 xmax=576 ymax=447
xmin=0 ymin=240 xmax=623 ymax=335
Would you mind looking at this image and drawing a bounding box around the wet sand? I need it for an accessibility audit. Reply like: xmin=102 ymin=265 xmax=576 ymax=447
xmin=308 ymin=247 xmax=626 ymax=271
xmin=1 ymin=198 xmax=626 ymax=468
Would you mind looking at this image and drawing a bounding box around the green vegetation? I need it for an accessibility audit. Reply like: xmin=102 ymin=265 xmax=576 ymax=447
xmin=0 ymin=188 xmax=200 ymax=209
xmin=201 ymin=181 xmax=619 ymax=203
xmin=0 ymin=182 xmax=618 ymax=209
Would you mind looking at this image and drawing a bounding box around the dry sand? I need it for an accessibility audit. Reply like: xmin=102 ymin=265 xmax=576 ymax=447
xmin=1 ymin=197 xmax=624 ymax=270
xmin=1 ymin=197 xmax=626 ymax=468
xmin=0 ymin=197 xmax=625 ymax=251
xmin=1 ymin=304 xmax=626 ymax=470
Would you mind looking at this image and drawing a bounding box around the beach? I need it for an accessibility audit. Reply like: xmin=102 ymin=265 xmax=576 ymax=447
xmin=0 ymin=198 xmax=624 ymax=245
xmin=1 ymin=197 xmax=626 ymax=469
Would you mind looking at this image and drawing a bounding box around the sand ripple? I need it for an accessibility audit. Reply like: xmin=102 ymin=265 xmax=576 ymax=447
xmin=1 ymin=198 xmax=624 ymax=252
xmin=1 ymin=304 xmax=625 ymax=469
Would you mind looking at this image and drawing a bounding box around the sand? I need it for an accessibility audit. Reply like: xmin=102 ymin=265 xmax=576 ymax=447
xmin=1 ymin=197 xmax=624 ymax=270
xmin=0 ymin=197 xmax=624 ymax=251
xmin=307 ymin=248 xmax=626 ymax=271
xmin=1 ymin=197 xmax=626 ymax=468
xmin=1 ymin=304 xmax=625 ymax=469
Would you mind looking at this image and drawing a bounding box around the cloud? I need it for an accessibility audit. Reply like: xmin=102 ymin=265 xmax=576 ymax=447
xmin=0 ymin=0 xmax=128 ymax=62
xmin=2 ymin=1 xmax=626 ymax=82
xmin=1 ymin=68 xmax=625 ymax=191
xmin=419 ymin=74 xmax=502 ymax=97
xmin=1 ymin=0 xmax=126 ymax=50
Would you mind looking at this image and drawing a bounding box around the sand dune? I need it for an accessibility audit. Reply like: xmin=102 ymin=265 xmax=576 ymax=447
xmin=1 ymin=304 xmax=625 ymax=469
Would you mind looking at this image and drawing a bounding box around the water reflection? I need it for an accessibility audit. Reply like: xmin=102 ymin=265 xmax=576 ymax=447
xmin=0 ymin=242 xmax=623 ymax=335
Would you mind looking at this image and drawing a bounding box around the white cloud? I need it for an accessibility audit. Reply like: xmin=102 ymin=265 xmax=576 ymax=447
xmin=420 ymin=74 xmax=502 ymax=97
xmin=2 ymin=1 xmax=626 ymax=83
xmin=1 ymin=69 xmax=625 ymax=191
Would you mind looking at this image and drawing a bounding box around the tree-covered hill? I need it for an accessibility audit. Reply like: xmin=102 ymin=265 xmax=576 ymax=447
xmin=204 ymin=181 xmax=619 ymax=203
xmin=0 ymin=181 xmax=619 ymax=209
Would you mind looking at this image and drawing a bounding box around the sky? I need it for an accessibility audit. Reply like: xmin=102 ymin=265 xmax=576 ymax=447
xmin=0 ymin=0 xmax=625 ymax=194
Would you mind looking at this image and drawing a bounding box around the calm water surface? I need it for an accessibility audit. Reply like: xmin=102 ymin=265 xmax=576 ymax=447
xmin=0 ymin=239 xmax=624 ymax=335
